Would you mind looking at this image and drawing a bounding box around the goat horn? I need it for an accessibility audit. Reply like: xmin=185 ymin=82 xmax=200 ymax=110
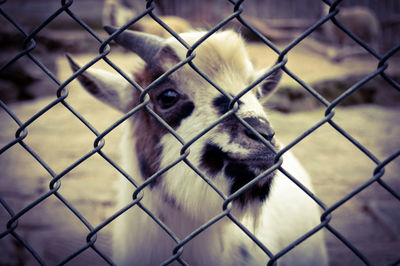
xmin=104 ymin=25 xmax=164 ymax=63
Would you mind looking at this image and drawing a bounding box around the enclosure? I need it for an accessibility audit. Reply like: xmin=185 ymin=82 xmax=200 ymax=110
xmin=1 ymin=0 xmax=400 ymax=265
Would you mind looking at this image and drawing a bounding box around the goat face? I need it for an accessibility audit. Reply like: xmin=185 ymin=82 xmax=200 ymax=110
xmin=68 ymin=27 xmax=282 ymax=218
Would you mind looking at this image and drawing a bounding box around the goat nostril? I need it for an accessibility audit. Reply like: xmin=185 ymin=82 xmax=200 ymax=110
xmin=244 ymin=128 xmax=274 ymax=142
xmin=244 ymin=129 xmax=258 ymax=141
xmin=265 ymin=130 xmax=275 ymax=141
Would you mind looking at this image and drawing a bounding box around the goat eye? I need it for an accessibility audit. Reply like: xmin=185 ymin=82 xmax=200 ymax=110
xmin=157 ymin=89 xmax=180 ymax=109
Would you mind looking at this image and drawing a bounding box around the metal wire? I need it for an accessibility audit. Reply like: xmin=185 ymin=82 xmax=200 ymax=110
xmin=0 ymin=0 xmax=399 ymax=265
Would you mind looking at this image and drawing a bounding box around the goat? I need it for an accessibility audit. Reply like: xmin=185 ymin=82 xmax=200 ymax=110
xmin=68 ymin=26 xmax=328 ymax=265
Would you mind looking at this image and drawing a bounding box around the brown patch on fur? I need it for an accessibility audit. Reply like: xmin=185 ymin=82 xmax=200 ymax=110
xmin=130 ymin=76 xmax=167 ymax=185
xmin=135 ymin=119 xmax=165 ymax=186
xmin=130 ymin=44 xmax=182 ymax=186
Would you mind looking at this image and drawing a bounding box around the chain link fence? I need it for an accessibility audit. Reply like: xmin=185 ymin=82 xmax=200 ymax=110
xmin=1 ymin=0 xmax=400 ymax=265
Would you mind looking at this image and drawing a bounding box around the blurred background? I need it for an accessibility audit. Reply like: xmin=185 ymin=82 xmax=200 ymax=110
xmin=1 ymin=0 xmax=400 ymax=106
xmin=0 ymin=0 xmax=399 ymax=265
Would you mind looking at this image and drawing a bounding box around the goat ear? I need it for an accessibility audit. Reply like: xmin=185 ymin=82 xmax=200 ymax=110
xmin=256 ymin=67 xmax=282 ymax=99
xmin=66 ymin=54 xmax=133 ymax=112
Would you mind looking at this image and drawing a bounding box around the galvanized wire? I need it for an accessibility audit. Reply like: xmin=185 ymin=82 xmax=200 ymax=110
xmin=0 ymin=0 xmax=399 ymax=265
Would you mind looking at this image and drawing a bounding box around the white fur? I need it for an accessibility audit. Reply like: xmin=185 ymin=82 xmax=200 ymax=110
xmin=113 ymin=127 xmax=328 ymax=265
xmin=71 ymin=30 xmax=328 ymax=265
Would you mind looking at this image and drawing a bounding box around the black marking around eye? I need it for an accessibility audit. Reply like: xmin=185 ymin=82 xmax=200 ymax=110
xmin=212 ymin=94 xmax=243 ymax=115
xmin=200 ymin=143 xmax=227 ymax=176
xmin=213 ymin=95 xmax=230 ymax=115
xmin=165 ymin=101 xmax=195 ymax=128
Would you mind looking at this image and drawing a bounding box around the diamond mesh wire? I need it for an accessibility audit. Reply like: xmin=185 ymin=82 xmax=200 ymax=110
xmin=1 ymin=0 xmax=399 ymax=265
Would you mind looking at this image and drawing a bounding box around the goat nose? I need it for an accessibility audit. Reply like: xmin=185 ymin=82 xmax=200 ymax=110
xmin=244 ymin=126 xmax=275 ymax=142
xmin=243 ymin=118 xmax=275 ymax=142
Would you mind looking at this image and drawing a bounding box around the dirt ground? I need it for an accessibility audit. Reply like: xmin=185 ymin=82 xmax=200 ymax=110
xmin=1 ymin=45 xmax=399 ymax=265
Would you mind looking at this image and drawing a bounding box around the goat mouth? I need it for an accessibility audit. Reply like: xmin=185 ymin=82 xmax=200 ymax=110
xmin=235 ymin=156 xmax=276 ymax=169
xmin=224 ymin=159 xmax=276 ymax=208
xmin=224 ymin=157 xmax=276 ymax=184
xmin=225 ymin=148 xmax=278 ymax=205
xmin=200 ymin=142 xmax=276 ymax=206
xmin=227 ymin=147 xmax=277 ymax=172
